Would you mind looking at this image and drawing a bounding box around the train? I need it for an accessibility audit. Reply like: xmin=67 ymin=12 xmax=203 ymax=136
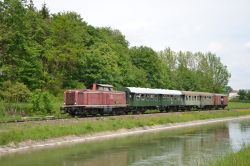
xmin=62 ymin=83 xmax=228 ymax=116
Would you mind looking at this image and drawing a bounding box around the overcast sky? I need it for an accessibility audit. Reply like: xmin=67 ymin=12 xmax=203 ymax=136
xmin=33 ymin=0 xmax=250 ymax=90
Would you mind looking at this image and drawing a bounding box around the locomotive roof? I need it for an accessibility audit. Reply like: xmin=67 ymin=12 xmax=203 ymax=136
xmin=126 ymin=87 xmax=182 ymax=95
xmin=97 ymin=84 xmax=113 ymax=88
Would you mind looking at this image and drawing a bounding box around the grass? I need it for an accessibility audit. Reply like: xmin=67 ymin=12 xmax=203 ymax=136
xmin=0 ymin=109 xmax=250 ymax=146
xmin=227 ymin=101 xmax=250 ymax=109
xmin=210 ymin=146 xmax=250 ymax=166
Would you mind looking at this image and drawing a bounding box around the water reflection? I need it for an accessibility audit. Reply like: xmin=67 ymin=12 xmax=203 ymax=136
xmin=228 ymin=121 xmax=250 ymax=151
xmin=0 ymin=119 xmax=250 ymax=166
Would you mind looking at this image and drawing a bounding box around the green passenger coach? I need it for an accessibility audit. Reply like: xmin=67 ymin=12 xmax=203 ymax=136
xmin=125 ymin=87 xmax=183 ymax=112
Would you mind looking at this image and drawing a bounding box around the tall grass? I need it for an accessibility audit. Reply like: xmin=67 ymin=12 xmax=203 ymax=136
xmin=0 ymin=94 xmax=66 ymax=123
xmin=0 ymin=110 xmax=250 ymax=146
xmin=210 ymin=146 xmax=250 ymax=166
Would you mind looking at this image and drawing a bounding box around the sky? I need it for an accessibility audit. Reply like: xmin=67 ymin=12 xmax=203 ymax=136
xmin=33 ymin=0 xmax=250 ymax=90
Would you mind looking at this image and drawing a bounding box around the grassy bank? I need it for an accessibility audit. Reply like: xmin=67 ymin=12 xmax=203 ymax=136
xmin=210 ymin=146 xmax=250 ymax=166
xmin=0 ymin=109 xmax=250 ymax=146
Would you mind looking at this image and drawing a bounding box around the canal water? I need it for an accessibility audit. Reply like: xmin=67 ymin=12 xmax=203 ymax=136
xmin=0 ymin=119 xmax=250 ymax=166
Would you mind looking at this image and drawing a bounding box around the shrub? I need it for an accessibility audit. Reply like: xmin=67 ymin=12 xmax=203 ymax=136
xmin=30 ymin=90 xmax=53 ymax=114
xmin=0 ymin=81 xmax=31 ymax=102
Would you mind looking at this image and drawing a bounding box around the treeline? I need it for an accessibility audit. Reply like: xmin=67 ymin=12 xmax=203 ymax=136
xmin=238 ymin=90 xmax=250 ymax=100
xmin=0 ymin=0 xmax=231 ymax=104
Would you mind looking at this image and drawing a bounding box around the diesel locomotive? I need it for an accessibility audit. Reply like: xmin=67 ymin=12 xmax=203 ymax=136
xmin=62 ymin=83 xmax=228 ymax=116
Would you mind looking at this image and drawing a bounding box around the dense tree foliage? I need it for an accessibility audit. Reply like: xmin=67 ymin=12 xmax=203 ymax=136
xmin=0 ymin=0 xmax=231 ymax=100
xmin=159 ymin=48 xmax=231 ymax=92
xmin=238 ymin=90 xmax=250 ymax=100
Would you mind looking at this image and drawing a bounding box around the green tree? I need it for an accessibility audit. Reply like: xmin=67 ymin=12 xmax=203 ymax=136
xmin=129 ymin=46 xmax=169 ymax=88
xmin=159 ymin=48 xmax=230 ymax=92
xmin=238 ymin=90 xmax=247 ymax=100
xmin=0 ymin=0 xmax=46 ymax=90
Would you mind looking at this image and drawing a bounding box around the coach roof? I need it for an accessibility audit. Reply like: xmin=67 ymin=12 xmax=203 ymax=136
xmin=126 ymin=87 xmax=182 ymax=95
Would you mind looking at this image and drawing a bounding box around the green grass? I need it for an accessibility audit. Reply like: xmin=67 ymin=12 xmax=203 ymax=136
xmin=210 ymin=146 xmax=250 ymax=166
xmin=0 ymin=109 xmax=250 ymax=146
xmin=228 ymin=101 xmax=250 ymax=109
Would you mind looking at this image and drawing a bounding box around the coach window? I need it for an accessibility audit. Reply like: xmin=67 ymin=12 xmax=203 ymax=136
xmin=136 ymin=94 xmax=141 ymax=100
xmin=150 ymin=94 xmax=154 ymax=100
xmin=162 ymin=95 xmax=167 ymax=100
xmin=141 ymin=94 xmax=145 ymax=101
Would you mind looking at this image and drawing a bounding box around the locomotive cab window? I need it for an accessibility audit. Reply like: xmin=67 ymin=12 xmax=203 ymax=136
xmin=97 ymin=84 xmax=113 ymax=91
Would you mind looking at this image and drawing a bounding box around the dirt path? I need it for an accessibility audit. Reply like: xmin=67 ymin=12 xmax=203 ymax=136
xmin=1 ymin=115 xmax=250 ymax=156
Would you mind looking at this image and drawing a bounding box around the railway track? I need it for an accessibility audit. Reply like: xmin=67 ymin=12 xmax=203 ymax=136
xmin=0 ymin=108 xmax=234 ymax=124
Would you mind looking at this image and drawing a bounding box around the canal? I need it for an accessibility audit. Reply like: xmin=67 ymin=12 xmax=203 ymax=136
xmin=0 ymin=119 xmax=250 ymax=166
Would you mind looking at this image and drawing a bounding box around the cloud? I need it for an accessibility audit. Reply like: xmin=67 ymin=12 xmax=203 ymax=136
xmin=245 ymin=42 xmax=250 ymax=49
xmin=208 ymin=42 xmax=224 ymax=52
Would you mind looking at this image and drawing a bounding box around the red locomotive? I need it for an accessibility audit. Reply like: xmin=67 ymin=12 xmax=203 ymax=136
xmin=63 ymin=84 xmax=127 ymax=116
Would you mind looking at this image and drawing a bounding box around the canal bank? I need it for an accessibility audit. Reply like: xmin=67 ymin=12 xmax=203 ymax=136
xmin=1 ymin=114 xmax=250 ymax=156
xmin=1 ymin=116 xmax=250 ymax=166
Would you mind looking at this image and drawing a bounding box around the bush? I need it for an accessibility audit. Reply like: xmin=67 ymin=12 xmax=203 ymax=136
xmin=30 ymin=90 xmax=53 ymax=115
xmin=0 ymin=81 xmax=31 ymax=102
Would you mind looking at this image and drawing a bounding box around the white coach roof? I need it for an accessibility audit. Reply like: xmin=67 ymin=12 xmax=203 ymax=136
xmin=126 ymin=87 xmax=182 ymax=95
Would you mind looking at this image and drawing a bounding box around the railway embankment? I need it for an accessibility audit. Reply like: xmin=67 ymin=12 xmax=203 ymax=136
xmin=0 ymin=109 xmax=250 ymax=155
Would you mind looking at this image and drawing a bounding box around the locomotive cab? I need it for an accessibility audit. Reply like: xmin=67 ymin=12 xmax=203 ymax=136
xmin=88 ymin=83 xmax=113 ymax=91
xmin=96 ymin=84 xmax=113 ymax=91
